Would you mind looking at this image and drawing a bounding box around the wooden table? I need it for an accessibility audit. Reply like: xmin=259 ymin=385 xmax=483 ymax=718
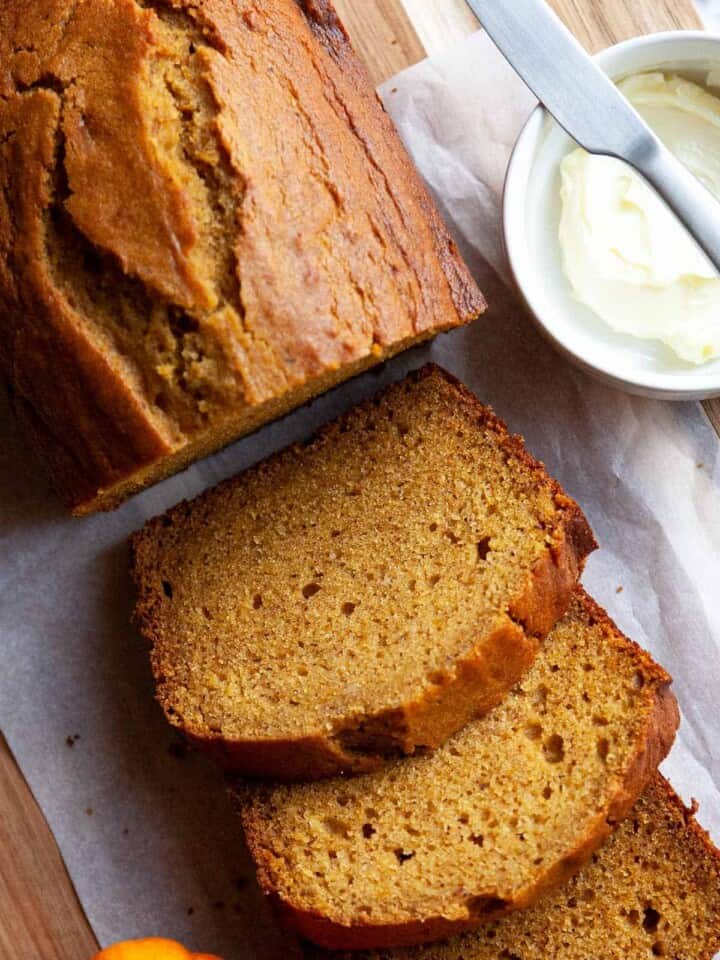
xmin=1 ymin=1 xmax=712 ymax=958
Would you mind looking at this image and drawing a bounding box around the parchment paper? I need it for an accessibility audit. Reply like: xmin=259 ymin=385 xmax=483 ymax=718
xmin=1 ymin=16 xmax=719 ymax=960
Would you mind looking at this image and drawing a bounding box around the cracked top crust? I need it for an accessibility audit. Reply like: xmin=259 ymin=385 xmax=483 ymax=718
xmin=0 ymin=0 xmax=484 ymax=512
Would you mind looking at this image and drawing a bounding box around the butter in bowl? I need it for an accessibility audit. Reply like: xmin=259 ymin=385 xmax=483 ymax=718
xmin=503 ymin=32 xmax=720 ymax=400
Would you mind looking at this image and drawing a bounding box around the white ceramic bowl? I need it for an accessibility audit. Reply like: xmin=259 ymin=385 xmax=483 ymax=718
xmin=503 ymin=31 xmax=720 ymax=400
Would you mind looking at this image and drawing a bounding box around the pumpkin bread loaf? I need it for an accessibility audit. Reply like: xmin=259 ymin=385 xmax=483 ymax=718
xmin=0 ymin=0 xmax=484 ymax=514
xmin=132 ymin=366 xmax=595 ymax=781
xmin=303 ymin=776 xmax=720 ymax=960
xmin=237 ymin=589 xmax=678 ymax=950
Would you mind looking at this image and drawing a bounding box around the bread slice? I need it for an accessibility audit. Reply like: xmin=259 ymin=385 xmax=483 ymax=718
xmin=302 ymin=775 xmax=720 ymax=960
xmin=237 ymin=590 xmax=679 ymax=950
xmin=132 ymin=366 xmax=595 ymax=781
xmin=0 ymin=0 xmax=484 ymax=515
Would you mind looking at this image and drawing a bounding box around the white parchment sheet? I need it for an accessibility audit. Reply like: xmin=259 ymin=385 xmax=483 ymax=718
xmin=2 ymin=21 xmax=720 ymax=960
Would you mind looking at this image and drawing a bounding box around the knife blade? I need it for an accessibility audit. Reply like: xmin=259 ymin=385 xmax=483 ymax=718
xmin=465 ymin=0 xmax=720 ymax=274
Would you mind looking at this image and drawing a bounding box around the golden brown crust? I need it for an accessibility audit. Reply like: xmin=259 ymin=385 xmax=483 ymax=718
xmin=132 ymin=365 xmax=596 ymax=781
xmin=0 ymin=0 xmax=484 ymax=515
xmin=238 ymin=587 xmax=678 ymax=951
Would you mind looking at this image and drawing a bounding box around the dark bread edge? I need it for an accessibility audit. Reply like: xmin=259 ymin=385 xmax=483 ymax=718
xmin=238 ymin=588 xmax=680 ymax=951
xmin=132 ymin=364 xmax=596 ymax=781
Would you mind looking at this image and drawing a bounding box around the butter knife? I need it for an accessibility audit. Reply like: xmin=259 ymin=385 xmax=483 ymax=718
xmin=465 ymin=0 xmax=720 ymax=273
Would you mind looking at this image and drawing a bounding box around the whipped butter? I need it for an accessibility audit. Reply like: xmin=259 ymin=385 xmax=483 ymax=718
xmin=559 ymin=72 xmax=720 ymax=365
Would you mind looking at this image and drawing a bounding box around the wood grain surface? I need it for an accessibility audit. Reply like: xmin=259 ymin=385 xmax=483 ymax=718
xmin=1 ymin=0 xmax=712 ymax=958
xmin=0 ymin=734 xmax=99 ymax=958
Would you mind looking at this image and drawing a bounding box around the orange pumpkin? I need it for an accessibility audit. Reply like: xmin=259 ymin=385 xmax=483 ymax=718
xmin=92 ymin=938 xmax=222 ymax=960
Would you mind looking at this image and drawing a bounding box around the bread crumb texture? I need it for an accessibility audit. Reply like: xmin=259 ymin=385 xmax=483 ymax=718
xmin=238 ymin=589 xmax=678 ymax=949
xmin=132 ymin=367 xmax=595 ymax=779
xmin=303 ymin=776 xmax=720 ymax=960
xmin=0 ymin=0 xmax=484 ymax=513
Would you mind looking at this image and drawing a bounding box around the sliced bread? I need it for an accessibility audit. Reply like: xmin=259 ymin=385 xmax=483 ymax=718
xmin=303 ymin=775 xmax=720 ymax=960
xmin=131 ymin=366 xmax=595 ymax=781
xmin=237 ymin=589 xmax=679 ymax=950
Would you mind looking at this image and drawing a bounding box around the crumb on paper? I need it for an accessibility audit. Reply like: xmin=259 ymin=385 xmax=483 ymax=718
xmin=85 ymin=807 xmax=94 ymax=816
xmin=65 ymin=733 xmax=81 ymax=748
xmin=616 ymin=586 xmax=624 ymax=594
xmin=187 ymin=906 xmax=195 ymax=917
xmin=698 ymin=462 xmax=705 ymax=469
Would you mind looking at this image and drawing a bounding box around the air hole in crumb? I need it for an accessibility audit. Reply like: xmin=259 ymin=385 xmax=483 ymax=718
xmin=459 ymin=813 xmax=470 ymax=824
xmin=634 ymin=671 xmax=646 ymax=689
xmin=525 ymin=723 xmax=542 ymax=741
xmin=201 ymin=606 xmax=212 ymax=620
xmin=626 ymin=909 xmax=640 ymax=925
xmin=394 ymin=848 xmax=415 ymax=864
xmin=542 ymin=785 xmax=553 ymax=800
xmin=331 ymin=529 xmax=341 ymax=538
xmin=643 ymin=907 xmax=661 ymax=933
xmin=477 ymin=536 xmax=492 ymax=561
xmin=397 ymin=422 xmax=410 ymax=437
xmin=567 ymin=897 xmax=578 ymax=908
xmin=362 ymin=823 xmax=376 ymax=839
xmin=583 ymin=663 xmax=594 ymax=672
xmin=597 ymin=737 xmax=610 ymax=761
xmin=652 ymin=943 xmax=665 ymax=956
xmin=543 ymin=734 xmax=565 ymax=763
xmin=252 ymin=594 xmax=263 ymax=609
xmin=302 ymin=582 xmax=321 ymax=599
xmin=593 ymin=714 xmax=609 ymax=726
xmin=322 ymin=817 xmax=349 ymax=837
xmin=428 ymin=574 xmax=441 ymax=587
xmin=341 ymin=602 xmax=356 ymax=616
xmin=429 ymin=522 xmax=438 ymax=532
xmin=533 ymin=685 xmax=548 ymax=712
xmin=162 ymin=580 xmax=173 ymax=599
xmin=470 ymin=833 xmax=484 ymax=847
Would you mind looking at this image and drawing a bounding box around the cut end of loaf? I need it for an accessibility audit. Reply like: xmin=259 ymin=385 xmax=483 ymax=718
xmin=1 ymin=0 xmax=484 ymax=516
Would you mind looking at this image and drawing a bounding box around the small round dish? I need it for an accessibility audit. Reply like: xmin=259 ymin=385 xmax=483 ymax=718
xmin=503 ymin=31 xmax=720 ymax=400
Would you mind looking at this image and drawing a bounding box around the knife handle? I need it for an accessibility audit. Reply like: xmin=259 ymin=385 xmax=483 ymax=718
xmin=633 ymin=139 xmax=720 ymax=275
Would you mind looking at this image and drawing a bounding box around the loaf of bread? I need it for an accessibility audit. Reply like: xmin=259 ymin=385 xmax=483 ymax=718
xmin=237 ymin=589 xmax=678 ymax=950
xmin=303 ymin=775 xmax=720 ymax=960
xmin=132 ymin=366 xmax=595 ymax=781
xmin=0 ymin=0 xmax=484 ymax=514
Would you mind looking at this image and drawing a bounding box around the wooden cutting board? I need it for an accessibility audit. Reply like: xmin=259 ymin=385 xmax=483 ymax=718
xmin=0 ymin=2 xmax=711 ymax=958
